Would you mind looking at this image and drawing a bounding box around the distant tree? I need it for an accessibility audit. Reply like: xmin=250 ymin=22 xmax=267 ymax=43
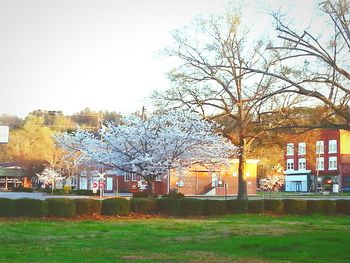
xmin=102 ymin=111 xmax=123 ymax=124
xmin=2 ymin=115 xmax=57 ymax=177
xmin=52 ymin=115 xmax=77 ymax=132
xmin=0 ymin=114 xmax=23 ymax=128
xmin=259 ymin=164 xmax=285 ymax=198
xmin=36 ymin=167 xmax=64 ymax=194
xmin=56 ymin=110 xmax=235 ymax=194
xmin=30 ymin=110 xmax=64 ymax=126
xmin=71 ymin=108 xmax=101 ymax=129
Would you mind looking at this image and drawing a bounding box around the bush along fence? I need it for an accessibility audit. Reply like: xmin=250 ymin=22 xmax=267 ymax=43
xmin=0 ymin=198 xmax=350 ymax=218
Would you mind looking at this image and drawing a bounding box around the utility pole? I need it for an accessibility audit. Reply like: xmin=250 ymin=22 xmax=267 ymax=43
xmin=315 ymin=142 xmax=322 ymax=192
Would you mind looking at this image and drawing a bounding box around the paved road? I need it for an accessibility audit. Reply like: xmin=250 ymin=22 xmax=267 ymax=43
xmin=0 ymin=191 xmax=131 ymax=200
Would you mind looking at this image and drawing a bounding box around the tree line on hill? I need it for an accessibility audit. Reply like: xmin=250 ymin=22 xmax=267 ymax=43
xmin=0 ymin=108 xmax=123 ymax=179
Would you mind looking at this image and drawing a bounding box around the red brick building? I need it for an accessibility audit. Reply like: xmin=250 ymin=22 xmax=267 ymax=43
xmin=169 ymin=160 xmax=258 ymax=196
xmin=284 ymin=129 xmax=350 ymax=192
xmin=76 ymin=159 xmax=259 ymax=196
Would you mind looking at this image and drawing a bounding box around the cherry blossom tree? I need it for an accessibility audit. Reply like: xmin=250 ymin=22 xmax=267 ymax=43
xmin=56 ymin=110 xmax=236 ymax=193
xmin=36 ymin=167 xmax=64 ymax=194
xmin=259 ymin=164 xmax=285 ymax=198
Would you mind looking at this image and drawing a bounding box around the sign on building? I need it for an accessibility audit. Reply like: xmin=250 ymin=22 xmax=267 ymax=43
xmin=0 ymin=126 xmax=9 ymax=144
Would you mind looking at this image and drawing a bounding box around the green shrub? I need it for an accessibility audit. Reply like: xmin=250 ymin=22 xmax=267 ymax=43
xmin=248 ymin=200 xmax=264 ymax=214
xmin=72 ymin=189 xmax=98 ymax=196
xmin=0 ymin=198 xmax=16 ymax=217
xmin=53 ymin=189 xmax=65 ymax=195
xmin=39 ymin=187 xmax=52 ymax=193
xmin=263 ymin=199 xmax=284 ymax=214
xmin=132 ymin=192 xmax=158 ymax=198
xmin=101 ymin=198 xmax=130 ymax=216
xmin=47 ymin=198 xmax=76 ymax=217
xmin=63 ymin=185 xmax=72 ymax=194
xmin=156 ymin=198 xmax=180 ymax=215
xmin=15 ymin=198 xmax=48 ymax=217
xmin=283 ymin=199 xmax=307 ymax=214
xmin=225 ymin=200 xmax=248 ymax=214
xmin=178 ymin=198 xmax=203 ymax=216
xmin=336 ymin=199 xmax=350 ymax=215
xmin=75 ymin=199 xmax=102 ymax=216
xmin=131 ymin=198 xmax=156 ymax=214
xmin=306 ymin=200 xmax=324 ymax=214
xmin=202 ymin=200 xmax=226 ymax=215
xmin=162 ymin=190 xmax=185 ymax=199
xmin=322 ymin=200 xmax=336 ymax=215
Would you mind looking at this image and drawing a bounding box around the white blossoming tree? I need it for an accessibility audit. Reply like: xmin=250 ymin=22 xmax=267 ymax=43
xmin=259 ymin=164 xmax=285 ymax=198
xmin=56 ymin=110 xmax=236 ymax=194
xmin=36 ymin=167 xmax=64 ymax=194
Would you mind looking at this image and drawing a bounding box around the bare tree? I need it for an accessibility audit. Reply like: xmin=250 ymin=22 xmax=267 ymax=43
xmin=154 ymin=12 xmax=297 ymax=199
xmin=245 ymin=0 xmax=350 ymax=129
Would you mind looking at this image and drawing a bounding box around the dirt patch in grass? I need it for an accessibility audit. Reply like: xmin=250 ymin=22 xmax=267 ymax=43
xmin=185 ymin=251 xmax=272 ymax=263
xmin=120 ymin=253 xmax=166 ymax=261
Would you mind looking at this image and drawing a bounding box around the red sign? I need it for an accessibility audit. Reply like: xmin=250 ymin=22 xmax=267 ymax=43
xmin=92 ymin=182 xmax=98 ymax=189
xmin=99 ymin=182 xmax=105 ymax=188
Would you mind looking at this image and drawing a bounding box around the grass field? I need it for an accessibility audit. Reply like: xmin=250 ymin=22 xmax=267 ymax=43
xmin=0 ymin=214 xmax=349 ymax=263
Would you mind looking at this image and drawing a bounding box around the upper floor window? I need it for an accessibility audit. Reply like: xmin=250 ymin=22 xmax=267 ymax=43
xmin=316 ymin=157 xmax=324 ymax=171
xmin=316 ymin=141 xmax=324 ymax=154
xmin=155 ymin=175 xmax=162 ymax=181
xmin=329 ymin=156 xmax=337 ymax=170
xmin=298 ymin=142 xmax=306 ymax=155
xmin=286 ymin=159 xmax=294 ymax=170
xmin=131 ymin=173 xmax=138 ymax=181
xmin=124 ymin=173 xmax=131 ymax=182
xmin=298 ymin=158 xmax=306 ymax=170
xmin=328 ymin=140 xmax=337 ymax=153
xmin=286 ymin=143 xmax=294 ymax=156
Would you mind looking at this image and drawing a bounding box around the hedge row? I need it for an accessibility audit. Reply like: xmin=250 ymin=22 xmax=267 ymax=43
xmin=0 ymin=198 xmax=101 ymax=218
xmin=0 ymin=198 xmax=349 ymax=218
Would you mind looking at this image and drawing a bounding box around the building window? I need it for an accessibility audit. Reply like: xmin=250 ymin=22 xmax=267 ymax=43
xmin=298 ymin=142 xmax=306 ymax=155
xmin=286 ymin=143 xmax=294 ymax=156
xmin=329 ymin=157 xmax=337 ymax=170
xmin=286 ymin=159 xmax=294 ymax=170
xmin=316 ymin=141 xmax=324 ymax=154
xmin=329 ymin=140 xmax=337 ymax=153
xmin=124 ymin=173 xmax=130 ymax=182
xmin=155 ymin=175 xmax=162 ymax=181
xmin=298 ymin=158 xmax=306 ymax=170
xmin=316 ymin=157 xmax=324 ymax=170
xmin=131 ymin=173 xmax=138 ymax=181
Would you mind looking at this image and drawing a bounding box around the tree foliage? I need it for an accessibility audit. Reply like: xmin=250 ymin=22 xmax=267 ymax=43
xmin=57 ymin=110 xmax=235 ymax=193
xmin=36 ymin=167 xmax=64 ymax=193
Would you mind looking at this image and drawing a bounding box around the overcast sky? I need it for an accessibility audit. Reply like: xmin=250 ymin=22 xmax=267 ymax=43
xmin=0 ymin=0 xmax=320 ymax=117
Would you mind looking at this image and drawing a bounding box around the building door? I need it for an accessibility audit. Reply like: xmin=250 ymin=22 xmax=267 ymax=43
xmin=106 ymin=177 xmax=113 ymax=191
xmin=80 ymin=177 xmax=87 ymax=190
xmin=295 ymin=181 xmax=302 ymax=192
xmin=211 ymin=172 xmax=218 ymax=187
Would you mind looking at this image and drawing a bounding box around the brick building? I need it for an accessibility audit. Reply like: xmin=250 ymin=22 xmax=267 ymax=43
xmin=284 ymin=129 xmax=350 ymax=192
xmin=76 ymin=159 xmax=259 ymax=196
xmin=169 ymin=159 xmax=259 ymax=196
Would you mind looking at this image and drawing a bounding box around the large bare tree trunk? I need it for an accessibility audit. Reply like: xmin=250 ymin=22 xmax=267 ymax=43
xmin=237 ymin=129 xmax=247 ymax=200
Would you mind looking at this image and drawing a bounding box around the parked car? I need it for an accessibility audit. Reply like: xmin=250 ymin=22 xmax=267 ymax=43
xmin=339 ymin=186 xmax=350 ymax=193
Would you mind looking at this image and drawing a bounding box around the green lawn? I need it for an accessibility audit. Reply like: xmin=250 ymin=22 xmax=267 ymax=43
xmin=0 ymin=215 xmax=349 ymax=263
